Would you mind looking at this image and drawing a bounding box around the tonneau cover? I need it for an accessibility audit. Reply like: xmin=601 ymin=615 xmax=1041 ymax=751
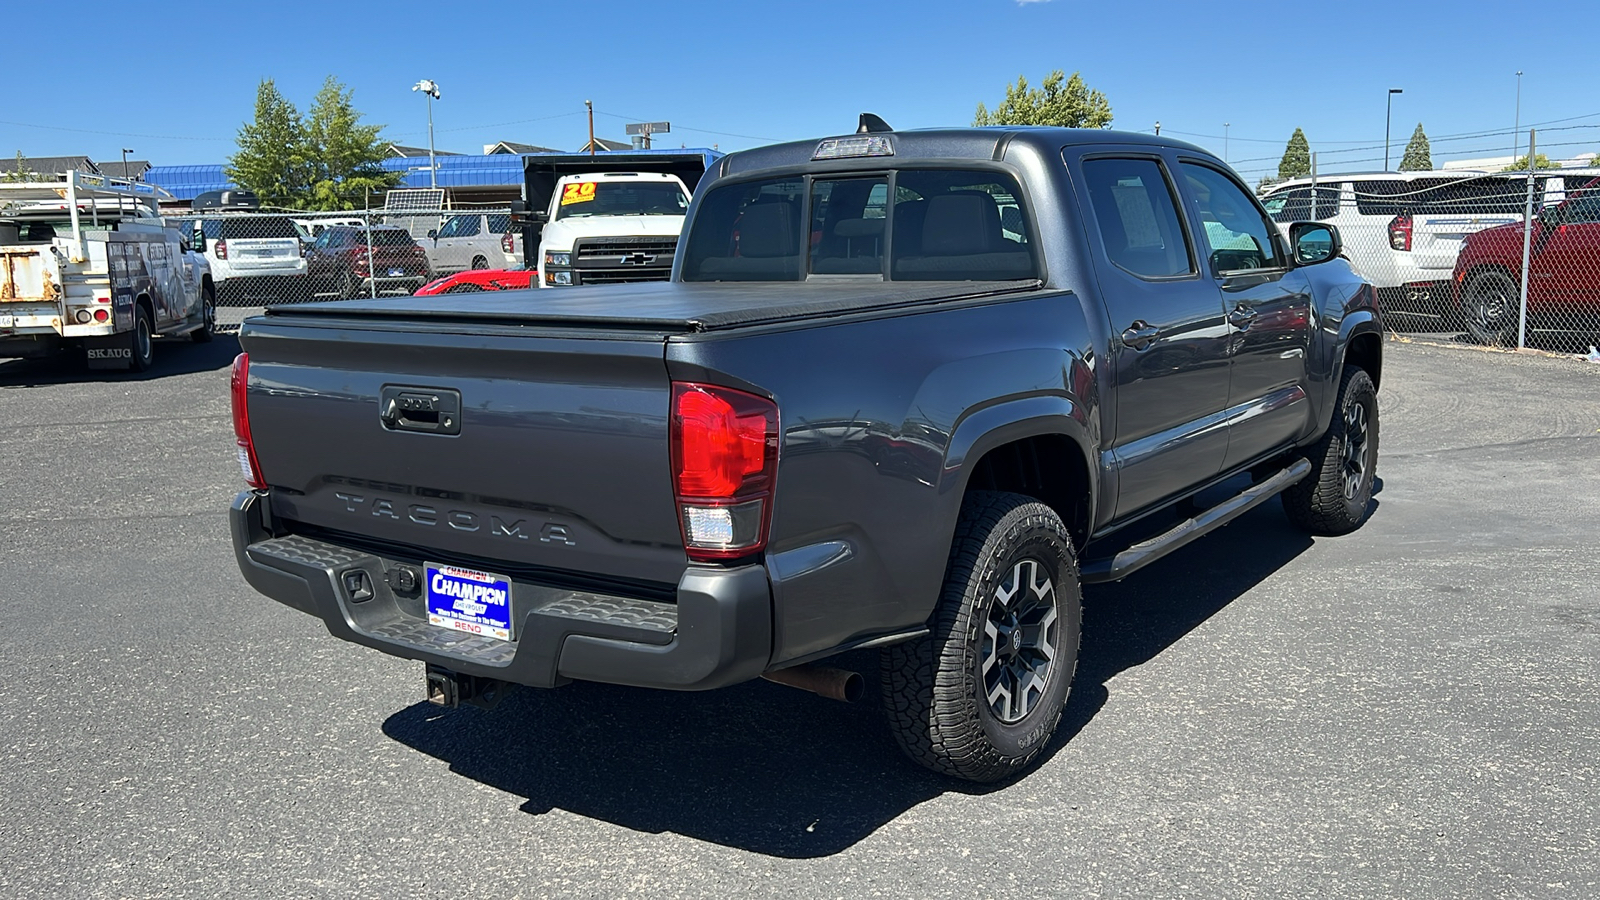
xmin=264 ymin=279 xmax=1044 ymax=333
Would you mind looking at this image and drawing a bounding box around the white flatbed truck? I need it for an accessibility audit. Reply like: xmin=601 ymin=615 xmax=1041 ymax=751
xmin=0 ymin=172 xmax=215 ymax=371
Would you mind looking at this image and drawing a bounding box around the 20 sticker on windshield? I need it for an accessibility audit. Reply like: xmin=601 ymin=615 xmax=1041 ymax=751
xmin=426 ymin=564 xmax=513 ymax=641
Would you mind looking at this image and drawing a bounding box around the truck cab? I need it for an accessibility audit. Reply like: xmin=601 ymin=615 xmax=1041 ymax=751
xmin=535 ymin=172 xmax=690 ymax=287
xmin=512 ymin=150 xmax=719 ymax=288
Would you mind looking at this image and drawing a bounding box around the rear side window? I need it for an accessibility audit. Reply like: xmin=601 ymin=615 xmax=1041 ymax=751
xmin=219 ymin=216 xmax=299 ymax=240
xmin=1263 ymin=186 xmax=1341 ymax=223
xmin=437 ymin=215 xmax=481 ymax=238
xmin=487 ymin=214 xmax=510 ymax=234
xmin=1080 ymin=158 xmax=1193 ymax=278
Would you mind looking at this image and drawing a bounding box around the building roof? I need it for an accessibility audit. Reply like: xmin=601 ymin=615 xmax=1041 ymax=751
xmin=0 ymin=155 xmax=100 ymax=178
xmin=143 ymin=164 xmax=235 ymax=201
xmin=485 ymin=141 xmax=560 ymax=155
xmin=579 ymin=138 xmax=632 ymax=152
xmin=95 ymin=159 xmax=152 ymax=180
xmin=385 ymin=144 xmax=464 ymax=159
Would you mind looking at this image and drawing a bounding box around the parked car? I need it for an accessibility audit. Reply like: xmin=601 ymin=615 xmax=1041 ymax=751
xmin=305 ymin=226 xmax=432 ymax=298
xmin=415 ymin=269 xmax=533 ymax=295
xmin=1452 ymin=175 xmax=1600 ymax=344
xmin=182 ymin=214 xmax=309 ymax=304
xmin=1261 ymin=171 xmax=1532 ymax=322
xmin=424 ymin=212 xmax=521 ymax=274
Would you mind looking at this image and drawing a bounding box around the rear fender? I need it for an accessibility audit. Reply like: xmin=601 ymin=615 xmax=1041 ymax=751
xmin=941 ymin=394 xmax=1098 ymax=545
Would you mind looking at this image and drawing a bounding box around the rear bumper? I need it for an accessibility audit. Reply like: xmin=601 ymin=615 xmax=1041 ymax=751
xmin=230 ymin=490 xmax=772 ymax=691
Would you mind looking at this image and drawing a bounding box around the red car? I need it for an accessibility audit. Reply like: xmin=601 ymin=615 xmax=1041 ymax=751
xmin=1453 ymin=178 xmax=1600 ymax=344
xmin=306 ymin=226 xmax=433 ymax=298
xmin=414 ymin=268 xmax=533 ymax=295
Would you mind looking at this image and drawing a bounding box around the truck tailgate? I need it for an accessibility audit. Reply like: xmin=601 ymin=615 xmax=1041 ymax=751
xmin=240 ymin=318 xmax=686 ymax=587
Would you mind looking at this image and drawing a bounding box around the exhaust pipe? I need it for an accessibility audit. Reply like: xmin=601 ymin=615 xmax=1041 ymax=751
xmin=762 ymin=665 xmax=864 ymax=703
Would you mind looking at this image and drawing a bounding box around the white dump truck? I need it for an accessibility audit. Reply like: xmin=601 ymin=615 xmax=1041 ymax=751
xmin=0 ymin=172 xmax=214 ymax=371
xmin=511 ymin=151 xmax=718 ymax=288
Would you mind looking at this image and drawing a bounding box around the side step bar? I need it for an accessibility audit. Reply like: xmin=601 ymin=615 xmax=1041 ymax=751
xmin=1080 ymin=459 xmax=1311 ymax=584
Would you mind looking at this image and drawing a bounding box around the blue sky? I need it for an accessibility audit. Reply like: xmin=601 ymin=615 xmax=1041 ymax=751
xmin=6 ymin=0 xmax=1598 ymax=183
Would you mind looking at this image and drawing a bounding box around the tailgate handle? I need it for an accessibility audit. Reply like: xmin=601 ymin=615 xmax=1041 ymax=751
xmin=380 ymin=386 xmax=461 ymax=436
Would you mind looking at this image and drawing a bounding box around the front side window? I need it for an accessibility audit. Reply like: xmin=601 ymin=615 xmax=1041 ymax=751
xmin=1181 ymin=163 xmax=1282 ymax=272
xmin=1081 ymin=157 xmax=1193 ymax=278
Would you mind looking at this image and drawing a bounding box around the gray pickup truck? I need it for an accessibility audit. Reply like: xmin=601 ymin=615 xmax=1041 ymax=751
xmin=230 ymin=120 xmax=1381 ymax=783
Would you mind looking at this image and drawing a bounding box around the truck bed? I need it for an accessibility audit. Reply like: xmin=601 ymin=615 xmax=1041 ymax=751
xmin=262 ymin=279 xmax=1043 ymax=333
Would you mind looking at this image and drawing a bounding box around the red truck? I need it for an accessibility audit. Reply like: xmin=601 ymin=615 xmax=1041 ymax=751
xmin=1453 ymin=177 xmax=1600 ymax=344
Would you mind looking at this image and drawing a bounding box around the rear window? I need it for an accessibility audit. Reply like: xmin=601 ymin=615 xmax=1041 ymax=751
xmin=370 ymin=229 xmax=416 ymax=247
xmin=219 ymin=216 xmax=300 ymax=240
xmin=682 ymin=168 xmax=1038 ymax=282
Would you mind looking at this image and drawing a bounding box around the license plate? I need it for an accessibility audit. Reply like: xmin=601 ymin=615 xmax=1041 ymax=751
xmin=387 ymin=268 xmax=404 ymax=276
xmin=425 ymin=563 xmax=513 ymax=641
xmin=0 ymin=315 xmax=12 ymax=327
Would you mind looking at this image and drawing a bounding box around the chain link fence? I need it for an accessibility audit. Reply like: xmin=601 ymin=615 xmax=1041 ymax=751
xmin=166 ymin=207 xmax=526 ymax=330
xmin=1256 ymin=151 xmax=1600 ymax=355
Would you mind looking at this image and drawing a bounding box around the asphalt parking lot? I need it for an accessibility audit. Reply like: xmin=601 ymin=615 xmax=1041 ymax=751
xmin=1 ymin=336 xmax=1596 ymax=899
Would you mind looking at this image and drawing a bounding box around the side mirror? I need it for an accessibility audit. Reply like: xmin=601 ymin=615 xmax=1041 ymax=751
xmin=529 ymin=210 xmax=550 ymax=225
xmin=510 ymin=199 xmax=528 ymax=216
xmin=426 ymin=228 xmax=438 ymax=240
xmin=190 ymin=224 xmax=207 ymax=253
xmin=1289 ymin=221 xmax=1340 ymax=266
xmin=1538 ymin=204 xmax=1563 ymax=227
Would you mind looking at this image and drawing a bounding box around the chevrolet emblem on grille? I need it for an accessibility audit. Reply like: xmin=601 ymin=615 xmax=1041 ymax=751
xmin=619 ymin=252 xmax=658 ymax=266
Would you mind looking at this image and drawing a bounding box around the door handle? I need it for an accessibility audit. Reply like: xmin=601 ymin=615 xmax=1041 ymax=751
xmin=1121 ymin=321 xmax=1160 ymax=350
xmin=1227 ymin=304 xmax=1259 ymax=328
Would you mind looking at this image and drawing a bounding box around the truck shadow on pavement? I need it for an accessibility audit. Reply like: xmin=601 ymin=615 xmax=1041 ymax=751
xmin=0 ymin=335 xmax=240 ymax=387
xmin=383 ymin=488 xmax=1373 ymax=858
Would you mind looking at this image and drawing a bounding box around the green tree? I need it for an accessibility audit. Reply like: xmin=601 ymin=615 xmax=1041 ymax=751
xmin=1399 ymin=123 xmax=1432 ymax=171
xmin=3 ymin=151 xmax=32 ymax=182
xmin=304 ymin=77 xmax=401 ymax=211
xmin=1278 ymin=128 xmax=1311 ymax=180
xmin=226 ymin=79 xmax=314 ymax=208
xmin=1500 ymin=153 xmax=1559 ymax=172
xmin=973 ymin=70 xmax=1112 ymax=129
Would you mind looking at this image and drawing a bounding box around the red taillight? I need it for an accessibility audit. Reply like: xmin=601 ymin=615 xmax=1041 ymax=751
xmin=231 ymin=353 xmax=266 ymax=489
xmin=501 ymin=233 xmax=515 ymax=253
xmin=1388 ymin=214 xmax=1412 ymax=252
xmin=92 ymin=309 xmax=109 ymax=322
xmin=215 ymin=238 xmax=228 ymax=260
xmin=670 ymin=382 xmax=778 ymax=561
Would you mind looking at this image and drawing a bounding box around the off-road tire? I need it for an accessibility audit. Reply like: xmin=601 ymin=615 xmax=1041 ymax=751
xmin=883 ymin=491 xmax=1082 ymax=783
xmin=191 ymin=284 xmax=216 ymax=343
xmin=127 ymin=306 xmax=154 ymax=372
xmin=1282 ymin=364 xmax=1379 ymax=535
xmin=1463 ymin=268 xmax=1518 ymax=346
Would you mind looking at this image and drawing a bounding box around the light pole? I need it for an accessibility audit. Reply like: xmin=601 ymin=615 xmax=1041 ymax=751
xmin=1385 ymin=88 xmax=1403 ymax=171
xmin=412 ymin=79 xmax=441 ymax=189
xmin=1513 ymin=71 xmax=1523 ymax=164
xmin=119 ymin=148 xmax=132 ymax=181
xmin=1224 ymin=123 xmax=1230 ymax=162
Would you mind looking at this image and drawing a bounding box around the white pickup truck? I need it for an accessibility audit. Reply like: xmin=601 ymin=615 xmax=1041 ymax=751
xmin=533 ymin=172 xmax=691 ymax=287
xmin=0 ymin=172 xmax=215 ymax=371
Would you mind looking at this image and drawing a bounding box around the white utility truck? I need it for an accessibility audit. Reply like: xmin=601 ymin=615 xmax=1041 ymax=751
xmin=0 ymin=172 xmax=215 ymax=371
xmin=512 ymin=151 xmax=718 ymax=288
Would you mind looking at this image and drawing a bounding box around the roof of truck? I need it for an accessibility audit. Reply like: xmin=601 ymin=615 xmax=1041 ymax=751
xmin=719 ymin=127 xmax=1212 ymax=179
